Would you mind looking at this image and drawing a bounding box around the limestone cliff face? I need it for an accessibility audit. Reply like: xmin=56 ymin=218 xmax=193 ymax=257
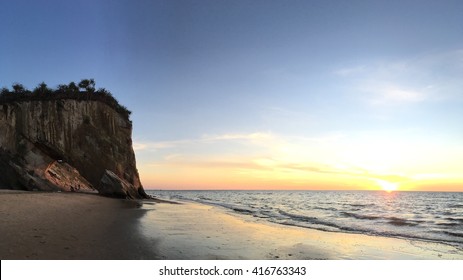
xmin=0 ymin=99 xmax=148 ymax=199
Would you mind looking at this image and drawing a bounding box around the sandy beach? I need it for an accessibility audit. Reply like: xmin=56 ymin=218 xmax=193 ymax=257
xmin=0 ymin=191 xmax=155 ymax=259
xmin=1 ymin=191 xmax=462 ymax=260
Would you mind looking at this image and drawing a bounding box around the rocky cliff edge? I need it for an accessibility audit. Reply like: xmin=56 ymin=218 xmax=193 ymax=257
xmin=0 ymin=98 xmax=149 ymax=199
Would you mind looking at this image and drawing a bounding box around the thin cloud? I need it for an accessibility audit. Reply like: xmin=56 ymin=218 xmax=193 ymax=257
xmin=133 ymin=142 xmax=148 ymax=151
xmin=267 ymin=161 xmax=410 ymax=183
xmin=369 ymin=85 xmax=427 ymax=105
xmin=336 ymin=49 xmax=463 ymax=105
xmin=134 ymin=132 xmax=275 ymax=151
xmin=156 ymin=155 xmax=411 ymax=184
xmin=133 ymin=139 xmax=190 ymax=151
xmin=202 ymin=132 xmax=274 ymax=142
xmin=381 ymin=88 xmax=424 ymax=102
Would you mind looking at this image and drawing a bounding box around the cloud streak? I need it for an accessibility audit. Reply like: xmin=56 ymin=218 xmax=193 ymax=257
xmin=201 ymin=132 xmax=273 ymax=142
xmin=334 ymin=49 xmax=463 ymax=105
xmin=133 ymin=132 xmax=275 ymax=151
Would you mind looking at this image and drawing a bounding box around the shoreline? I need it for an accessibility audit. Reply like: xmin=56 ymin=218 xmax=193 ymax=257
xmin=140 ymin=199 xmax=463 ymax=260
xmin=1 ymin=191 xmax=462 ymax=260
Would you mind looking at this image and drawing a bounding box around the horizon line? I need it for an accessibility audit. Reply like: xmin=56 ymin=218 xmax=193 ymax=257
xmin=144 ymin=188 xmax=463 ymax=193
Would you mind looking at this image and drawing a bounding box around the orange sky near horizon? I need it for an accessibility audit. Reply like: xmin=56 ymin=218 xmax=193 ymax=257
xmin=140 ymin=172 xmax=463 ymax=192
xmin=136 ymin=132 xmax=463 ymax=192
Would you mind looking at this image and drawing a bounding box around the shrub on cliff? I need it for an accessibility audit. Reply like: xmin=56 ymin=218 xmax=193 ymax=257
xmin=33 ymin=82 xmax=53 ymax=95
xmin=78 ymin=79 xmax=96 ymax=93
xmin=0 ymin=79 xmax=132 ymax=119
xmin=12 ymin=83 xmax=29 ymax=94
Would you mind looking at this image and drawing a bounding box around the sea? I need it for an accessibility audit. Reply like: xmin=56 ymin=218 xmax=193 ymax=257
xmin=147 ymin=190 xmax=463 ymax=250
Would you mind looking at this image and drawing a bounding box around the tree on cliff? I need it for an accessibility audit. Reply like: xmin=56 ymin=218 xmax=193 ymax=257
xmin=12 ymin=83 xmax=27 ymax=94
xmin=68 ymin=82 xmax=80 ymax=93
xmin=57 ymin=82 xmax=79 ymax=93
xmin=0 ymin=79 xmax=131 ymax=118
xmin=33 ymin=82 xmax=52 ymax=95
xmin=78 ymin=79 xmax=96 ymax=93
xmin=0 ymin=87 xmax=10 ymax=95
xmin=57 ymin=84 xmax=68 ymax=92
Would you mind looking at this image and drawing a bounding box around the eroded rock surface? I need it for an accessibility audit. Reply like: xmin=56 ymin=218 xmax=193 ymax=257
xmin=0 ymin=100 xmax=148 ymax=199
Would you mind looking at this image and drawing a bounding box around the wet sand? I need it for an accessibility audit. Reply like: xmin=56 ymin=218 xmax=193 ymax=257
xmin=140 ymin=201 xmax=463 ymax=260
xmin=1 ymin=191 xmax=462 ymax=260
xmin=0 ymin=191 xmax=155 ymax=259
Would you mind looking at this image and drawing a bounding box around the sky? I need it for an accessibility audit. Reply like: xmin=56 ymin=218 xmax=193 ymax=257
xmin=1 ymin=0 xmax=463 ymax=191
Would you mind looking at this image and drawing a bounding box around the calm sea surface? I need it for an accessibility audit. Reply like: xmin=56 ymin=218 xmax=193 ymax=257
xmin=147 ymin=190 xmax=463 ymax=249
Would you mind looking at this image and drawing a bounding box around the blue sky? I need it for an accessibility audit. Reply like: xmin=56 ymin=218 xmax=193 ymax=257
xmin=1 ymin=0 xmax=463 ymax=190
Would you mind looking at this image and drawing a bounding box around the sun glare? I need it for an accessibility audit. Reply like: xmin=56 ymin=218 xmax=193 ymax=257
xmin=377 ymin=180 xmax=398 ymax=192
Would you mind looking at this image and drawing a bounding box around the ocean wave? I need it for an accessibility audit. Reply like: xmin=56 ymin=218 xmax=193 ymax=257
xmin=445 ymin=217 xmax=463 ymax=223
xmin=347 ymin=203 xmax=375 ymax=208
xmin=233 ymin=208 xmax=254 ymax=214
xmin=436 ymin=222 xmax=461 ymax=227
xmin=443 ymin=231 xmax=463 ymax=238
xmin=448 ymin=204 xmax=463 ymax=208
xmin=341 ymin=211 xmax=381 ymax=220
xmin=387 ymin=217 xmax=417 ymax=227
xmin=279 ymin=221 xmax=344 ymax=233
xmin=313 ymin=206 xmax=338 ymax=211
xmin=278 ymin=210 xmax=342 ymax=230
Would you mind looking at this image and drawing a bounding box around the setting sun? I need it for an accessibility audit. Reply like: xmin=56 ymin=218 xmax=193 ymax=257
xmin=376 ymin=180 xmax=399 ymax=192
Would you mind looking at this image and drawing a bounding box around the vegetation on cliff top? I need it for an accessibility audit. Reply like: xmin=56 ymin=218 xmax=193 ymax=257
xmin=0 ymin=79 xmax=131 ymax=119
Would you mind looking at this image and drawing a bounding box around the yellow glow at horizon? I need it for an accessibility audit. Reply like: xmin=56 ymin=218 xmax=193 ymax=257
xmin=140 ymin=164 xmax=463 ymax=191
xmin=135 ymin=132 xmax=463 ymax=192
xmin=376 ymin=180 xmax=398 ymax=192
xmin=138 ymin=153 xmax=463 ymax=191
xmin=140 ymin=160 xmax=379 ymax=190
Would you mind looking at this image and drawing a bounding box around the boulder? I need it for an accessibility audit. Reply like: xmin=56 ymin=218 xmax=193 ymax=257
xmin=99 ymin=170 xmax=139 ymax=199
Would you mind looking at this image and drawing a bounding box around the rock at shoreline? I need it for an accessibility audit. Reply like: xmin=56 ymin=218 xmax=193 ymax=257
xmin=45 ymin=161 xmax=95 ymax=193
xmin=100 ymin=170 xmax=141 ymax=199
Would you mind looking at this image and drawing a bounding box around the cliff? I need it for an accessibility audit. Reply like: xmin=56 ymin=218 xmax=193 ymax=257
xmin=0 ymin=99 xmax=148 ymax=199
